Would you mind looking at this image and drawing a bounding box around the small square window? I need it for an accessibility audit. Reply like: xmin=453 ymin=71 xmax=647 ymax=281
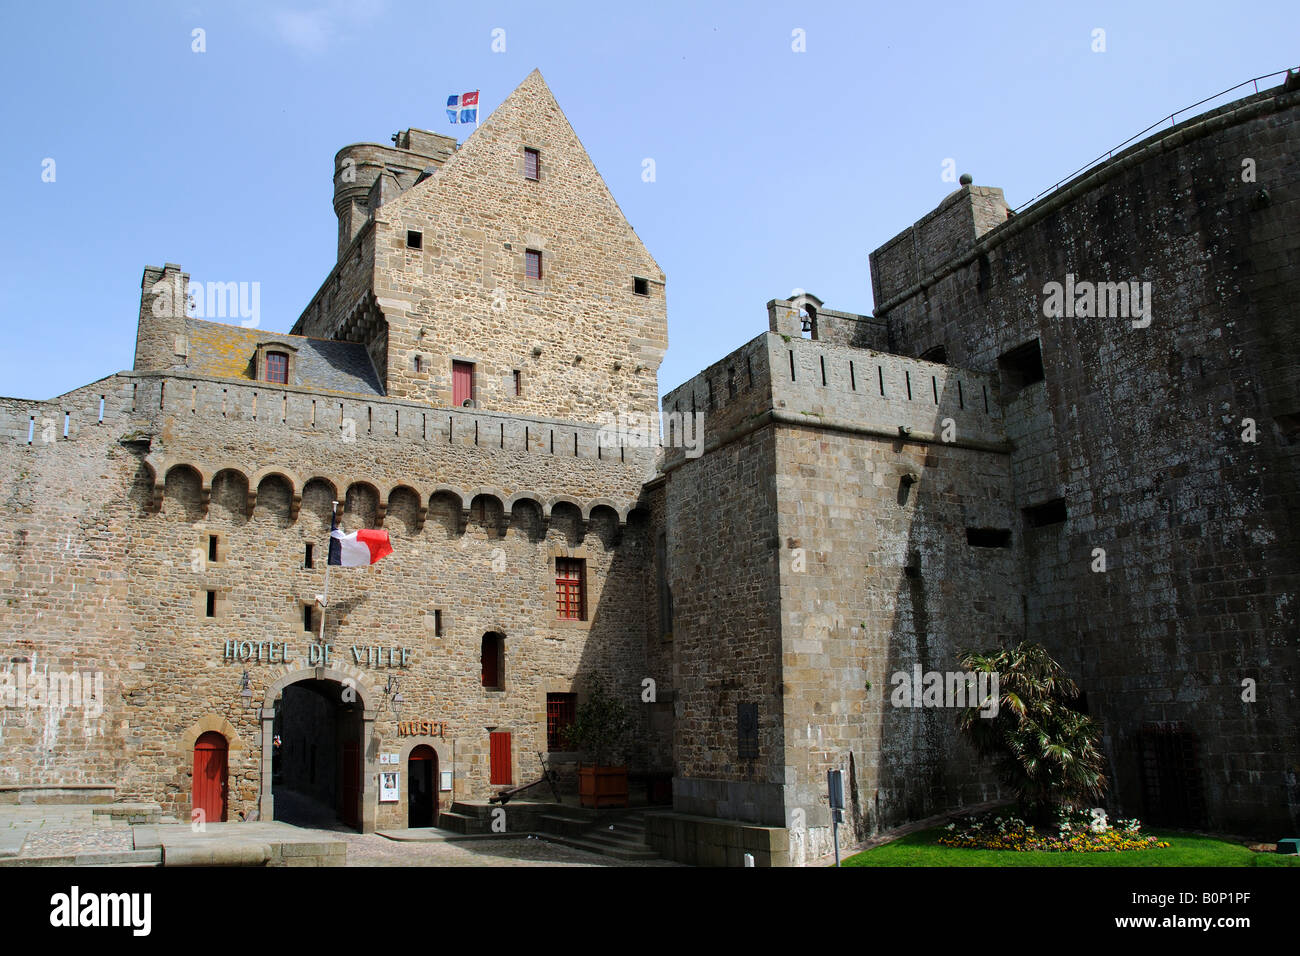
xmin=524 ymin=148 xmax=540 ymax=181
xmin=526 ymin=249 xmax=542 ymax=280
xmin=633 ymin=277 xmax=649 ymax=296
xmin=406 ymin=230 xmax=423 ymax=250
xmin=998 ymin=339 xmax=1045 ymax=393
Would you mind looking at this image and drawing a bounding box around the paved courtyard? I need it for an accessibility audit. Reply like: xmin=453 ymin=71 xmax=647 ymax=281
xmin=0 ymin=803 xmax=680 ymax=866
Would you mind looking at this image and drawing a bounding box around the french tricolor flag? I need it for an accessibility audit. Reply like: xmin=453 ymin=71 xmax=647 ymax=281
xmin=328 ymin=512 xmax=393 ymax=567
xmin=446 ymin=90 xmax=479 ymax=124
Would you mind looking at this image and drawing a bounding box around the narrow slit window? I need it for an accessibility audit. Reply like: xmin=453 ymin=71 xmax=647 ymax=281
xmin=305 ymin=543 xmax=314 ymax=568
xmin=205 ymin=591 xmax=217 ymax=618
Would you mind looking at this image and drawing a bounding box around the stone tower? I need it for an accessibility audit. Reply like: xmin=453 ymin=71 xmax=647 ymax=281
xmin=293 ymin=69 xmax=669 ymax=423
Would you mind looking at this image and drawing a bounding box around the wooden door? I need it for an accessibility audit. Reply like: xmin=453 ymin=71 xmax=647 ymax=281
xmin=453 ymin=361 xmax=473 ymax=407
xmin=341 ymin=738 xmax=361 ymax=829
xmin=489 ymin=731 xmax=512 ymax=785
xmin=192 ymin=731 xmax=228 ymax=824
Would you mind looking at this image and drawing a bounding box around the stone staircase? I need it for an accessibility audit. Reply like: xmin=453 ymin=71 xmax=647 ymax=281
xmin=434 ymin=801 xmax=661 ymax=861
xmin=533 ymin=809 xmax=658 ymax=862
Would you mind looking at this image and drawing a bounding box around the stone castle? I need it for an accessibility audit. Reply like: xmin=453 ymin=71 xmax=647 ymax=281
xmin=0 ymin=68 xmax=1295 ymax=866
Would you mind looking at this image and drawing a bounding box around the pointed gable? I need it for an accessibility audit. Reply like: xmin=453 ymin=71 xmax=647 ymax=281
xmin=372 ymin=69 xmax=668 ymax=423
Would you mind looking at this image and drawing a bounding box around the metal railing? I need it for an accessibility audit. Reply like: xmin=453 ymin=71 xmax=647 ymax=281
xmin=1013 ymin=67 xmax=1298 ymax=212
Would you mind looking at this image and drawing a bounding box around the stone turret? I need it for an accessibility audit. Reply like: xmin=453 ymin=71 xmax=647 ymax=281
xmin=333 ymin=129 xmax=457 ymax=261
xmin=133 ymin=263 xmax=190 ymax=371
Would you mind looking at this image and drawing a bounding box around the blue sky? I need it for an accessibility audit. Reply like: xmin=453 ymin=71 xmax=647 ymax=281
xmin=0 ymin=0 xmax=1292 ymax=402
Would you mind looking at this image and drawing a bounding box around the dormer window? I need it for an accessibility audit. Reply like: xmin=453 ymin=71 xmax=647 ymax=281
xmin=264 ymin=351 xmax=288 ymax=384
xmin=253 ymin=341 xmax=298 ymax=386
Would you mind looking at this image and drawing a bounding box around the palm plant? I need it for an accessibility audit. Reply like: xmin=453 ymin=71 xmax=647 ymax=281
xmin=955 ymin=641 xmax=1108 ymax=824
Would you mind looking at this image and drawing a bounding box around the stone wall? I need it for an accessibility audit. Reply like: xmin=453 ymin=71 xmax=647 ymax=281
xmin=0 ymin=367 xmax=668 ymax=828
xmin=367 ymin=70 xmax=668 ymax=422
xmin=871 ymin=80 xmax=1300 ymax=835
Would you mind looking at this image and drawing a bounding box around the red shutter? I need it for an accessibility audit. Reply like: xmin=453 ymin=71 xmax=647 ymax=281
xmin=489 ymin=732 xmax=512 ymax=785
xmin=453 ymin=361 xmax=473 ymax=407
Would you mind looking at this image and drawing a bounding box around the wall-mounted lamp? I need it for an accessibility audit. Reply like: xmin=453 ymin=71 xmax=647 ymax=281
xmin=384 ymin=675 xmax=405 ymax=719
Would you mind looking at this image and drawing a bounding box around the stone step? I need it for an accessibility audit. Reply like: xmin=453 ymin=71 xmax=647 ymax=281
xmin=581 ymin=828 xmax=651 ymax=849
xmin=534 ymin=832 xmax=659 ymax=862
xmin=536 ymin=814 xmax=594 ymax=837
xmin=435 ymin=811 xmax=482 ymax=834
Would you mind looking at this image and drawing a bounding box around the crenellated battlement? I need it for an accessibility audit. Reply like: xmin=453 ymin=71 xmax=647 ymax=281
xmin=661 ymin=326 xmax=1007 ymax=467
xmin=0 ymin=369 xmax=661 ymax=527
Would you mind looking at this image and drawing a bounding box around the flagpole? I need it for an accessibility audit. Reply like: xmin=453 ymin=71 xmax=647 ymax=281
xmin=317 ymin=499 xmax=338 ymax=646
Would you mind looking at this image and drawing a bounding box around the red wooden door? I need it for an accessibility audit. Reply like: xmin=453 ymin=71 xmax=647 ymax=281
xmin=489 ymin=732 xmax=512 ymax=785
xmin=192 ymin=731 xmax=228 ymax=824
xmin=342 ymin=738 xmax=360 ymax=829
xmin=453 ymin=361 xmax=473 ymax=407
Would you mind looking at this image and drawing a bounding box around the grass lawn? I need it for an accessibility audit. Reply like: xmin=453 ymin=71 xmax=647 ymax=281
xmin=843 ymin=827 xmax=1300 ymax=867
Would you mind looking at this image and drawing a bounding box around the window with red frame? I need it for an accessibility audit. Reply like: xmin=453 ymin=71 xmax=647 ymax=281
xmin=555 ymin=558 xmax=586 ymax=620
xmin=546 ymin=693 xmax=577 ymax=751
xmin=265 ymin=351 xmax=288 ymax=384
xmin=526 ymin=249 xmax=542 ymax=280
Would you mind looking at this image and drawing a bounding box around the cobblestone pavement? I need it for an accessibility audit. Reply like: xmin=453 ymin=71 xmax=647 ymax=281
xmin=20 ymin=823 xmax=134 ymax=857
xmin=1 ymin=805 xmax=135 ymax=859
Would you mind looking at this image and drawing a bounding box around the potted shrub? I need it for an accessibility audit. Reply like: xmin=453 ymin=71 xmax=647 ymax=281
xmin=563 ymin=683 xmax=634 ymax=808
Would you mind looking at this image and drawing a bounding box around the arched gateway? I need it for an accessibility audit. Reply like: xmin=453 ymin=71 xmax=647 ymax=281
xmin=259 ymin=667 xmax=378 ymax=833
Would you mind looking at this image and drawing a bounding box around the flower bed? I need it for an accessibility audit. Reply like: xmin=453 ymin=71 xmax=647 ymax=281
xmin=938 ymin=808 xmax=1171 ymax=853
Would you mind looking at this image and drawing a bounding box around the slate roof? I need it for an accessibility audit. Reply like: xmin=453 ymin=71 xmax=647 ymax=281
xmin=183 ymin=319 xmax=384 ymax=396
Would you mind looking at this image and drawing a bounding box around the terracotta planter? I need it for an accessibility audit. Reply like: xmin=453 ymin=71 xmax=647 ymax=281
xmin=578 ymin=765 xmax=629 ymax=809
